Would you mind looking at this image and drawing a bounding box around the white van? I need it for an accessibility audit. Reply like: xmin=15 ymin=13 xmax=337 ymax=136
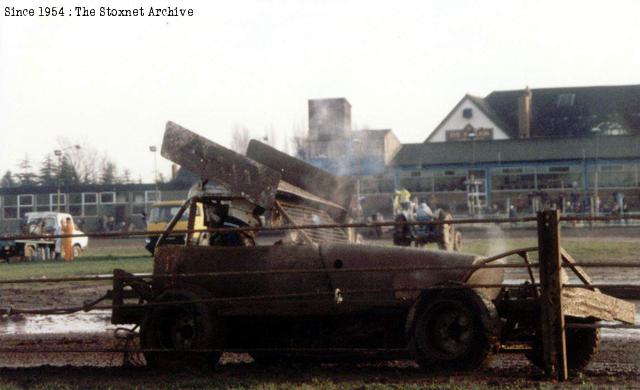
xmin=24 ymin=212 xmax=89 ymax=254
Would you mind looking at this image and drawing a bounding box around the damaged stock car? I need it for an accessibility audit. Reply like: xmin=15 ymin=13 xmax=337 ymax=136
xmin=109 ymin=121 xmax=635 ymax=372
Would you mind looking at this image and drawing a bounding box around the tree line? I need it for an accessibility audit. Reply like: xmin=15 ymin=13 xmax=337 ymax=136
xmin=1 ymin=123 xmax=305 ymax=189
xmin=0 ymin=139 xmax=149 ymax=188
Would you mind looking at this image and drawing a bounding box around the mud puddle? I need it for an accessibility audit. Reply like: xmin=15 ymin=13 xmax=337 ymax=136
xmin=0 ymin=310 xmax=114 ymax=335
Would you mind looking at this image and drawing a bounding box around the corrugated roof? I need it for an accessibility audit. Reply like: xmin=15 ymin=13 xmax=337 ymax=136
xmin=392 ymin=135 xmax=640 ymax=166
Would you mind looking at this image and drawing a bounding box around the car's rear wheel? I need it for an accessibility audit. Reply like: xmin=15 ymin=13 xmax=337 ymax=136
xmin=140 ymin=288 xmax=223 ymax=370
xmin=412 ymin=290 xmax=497 ymax=371
xmin=525 ymin=316 xmax=600 ymax=373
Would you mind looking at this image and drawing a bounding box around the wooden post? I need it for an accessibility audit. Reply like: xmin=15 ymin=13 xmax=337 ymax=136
xmin=537 ymin=209 xmax=568 ymax=381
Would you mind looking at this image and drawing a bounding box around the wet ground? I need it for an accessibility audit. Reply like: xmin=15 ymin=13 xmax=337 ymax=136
xmin=0 ymin=319 xmax=638 ymax=388
xmin=0 ymin=303 xmax=638 ymax=369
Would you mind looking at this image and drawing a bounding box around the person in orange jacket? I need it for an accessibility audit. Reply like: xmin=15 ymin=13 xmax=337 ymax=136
xmin=61 ymin=217 xmax=75 ymax=261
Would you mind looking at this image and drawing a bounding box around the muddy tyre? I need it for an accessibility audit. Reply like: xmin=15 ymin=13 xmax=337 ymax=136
xmin=412 ymin=290 xmax=498 ymax=371
xmin=526 ymin=317 xmax=600 ymax=373
xmin=140 ymin=288 xmax=223 ymax=370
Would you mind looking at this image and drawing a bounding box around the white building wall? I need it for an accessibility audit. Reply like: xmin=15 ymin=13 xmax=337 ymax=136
xmin=428 ymin=97 xmax=510 ymax=142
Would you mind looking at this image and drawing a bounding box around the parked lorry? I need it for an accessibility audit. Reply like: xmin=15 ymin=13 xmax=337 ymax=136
xmin=109 ymin=122 xmax=634 ymax=372
xmin=0 ymin=212 xmax=88 ymax=261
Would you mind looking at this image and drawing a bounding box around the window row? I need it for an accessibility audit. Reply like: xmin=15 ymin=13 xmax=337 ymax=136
xmin=397 ymin=164 xmax=640 ymax=193
xmin=1 ymin=191 xmax=160 ymax=219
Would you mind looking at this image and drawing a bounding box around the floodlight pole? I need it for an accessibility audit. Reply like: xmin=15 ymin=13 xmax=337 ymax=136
xmin=593 ymin=131 xmax=600 ymax=216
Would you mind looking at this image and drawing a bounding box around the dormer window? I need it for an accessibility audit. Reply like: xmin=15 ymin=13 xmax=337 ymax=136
xmin=462 ymin=108 xmax=473 ymax=118
xmin=557 ymin=93 xmax=575 ymax=107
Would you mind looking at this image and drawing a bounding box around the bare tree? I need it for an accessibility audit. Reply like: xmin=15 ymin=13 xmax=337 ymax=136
xmin=230 ymin=125 xmax=251 ymax=154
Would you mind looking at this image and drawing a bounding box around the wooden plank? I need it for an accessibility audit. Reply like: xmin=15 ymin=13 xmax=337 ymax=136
xmin=247 ymin=139 xmax=355 ymax=210
xmin=560 ymin=247 xmax=594 ymax=287
xmin=562 ymin=288 xmax=636 ymax=324
xmin=537 ymin=210 xmax=568 ymax=381
xmin=161 ymin=121 xmax=281 ymax=210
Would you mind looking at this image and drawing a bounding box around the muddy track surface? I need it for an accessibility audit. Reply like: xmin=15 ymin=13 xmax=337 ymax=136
xmin=0 ymin=301 xmax=638 ymax=388
xmin=0 ymin=343 xmax=638 ymax=388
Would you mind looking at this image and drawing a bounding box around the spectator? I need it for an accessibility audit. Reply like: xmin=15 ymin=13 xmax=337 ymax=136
xmin=107 ymin=216 xmax=115 ymax=231
xmin=61 ymin=217 xmax=75 ymax=261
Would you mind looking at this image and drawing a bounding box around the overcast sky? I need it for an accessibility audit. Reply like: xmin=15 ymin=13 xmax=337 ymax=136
xmin=1 ymin=0 xmax=639 ymax=182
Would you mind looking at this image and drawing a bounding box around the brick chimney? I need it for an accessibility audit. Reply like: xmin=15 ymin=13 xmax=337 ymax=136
xmin=518 ymin=86 xmax=532 ymax=139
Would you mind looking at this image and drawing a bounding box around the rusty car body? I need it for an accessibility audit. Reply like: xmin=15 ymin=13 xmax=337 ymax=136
xmin=110 ymin=122 xmax=634 ymax=372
